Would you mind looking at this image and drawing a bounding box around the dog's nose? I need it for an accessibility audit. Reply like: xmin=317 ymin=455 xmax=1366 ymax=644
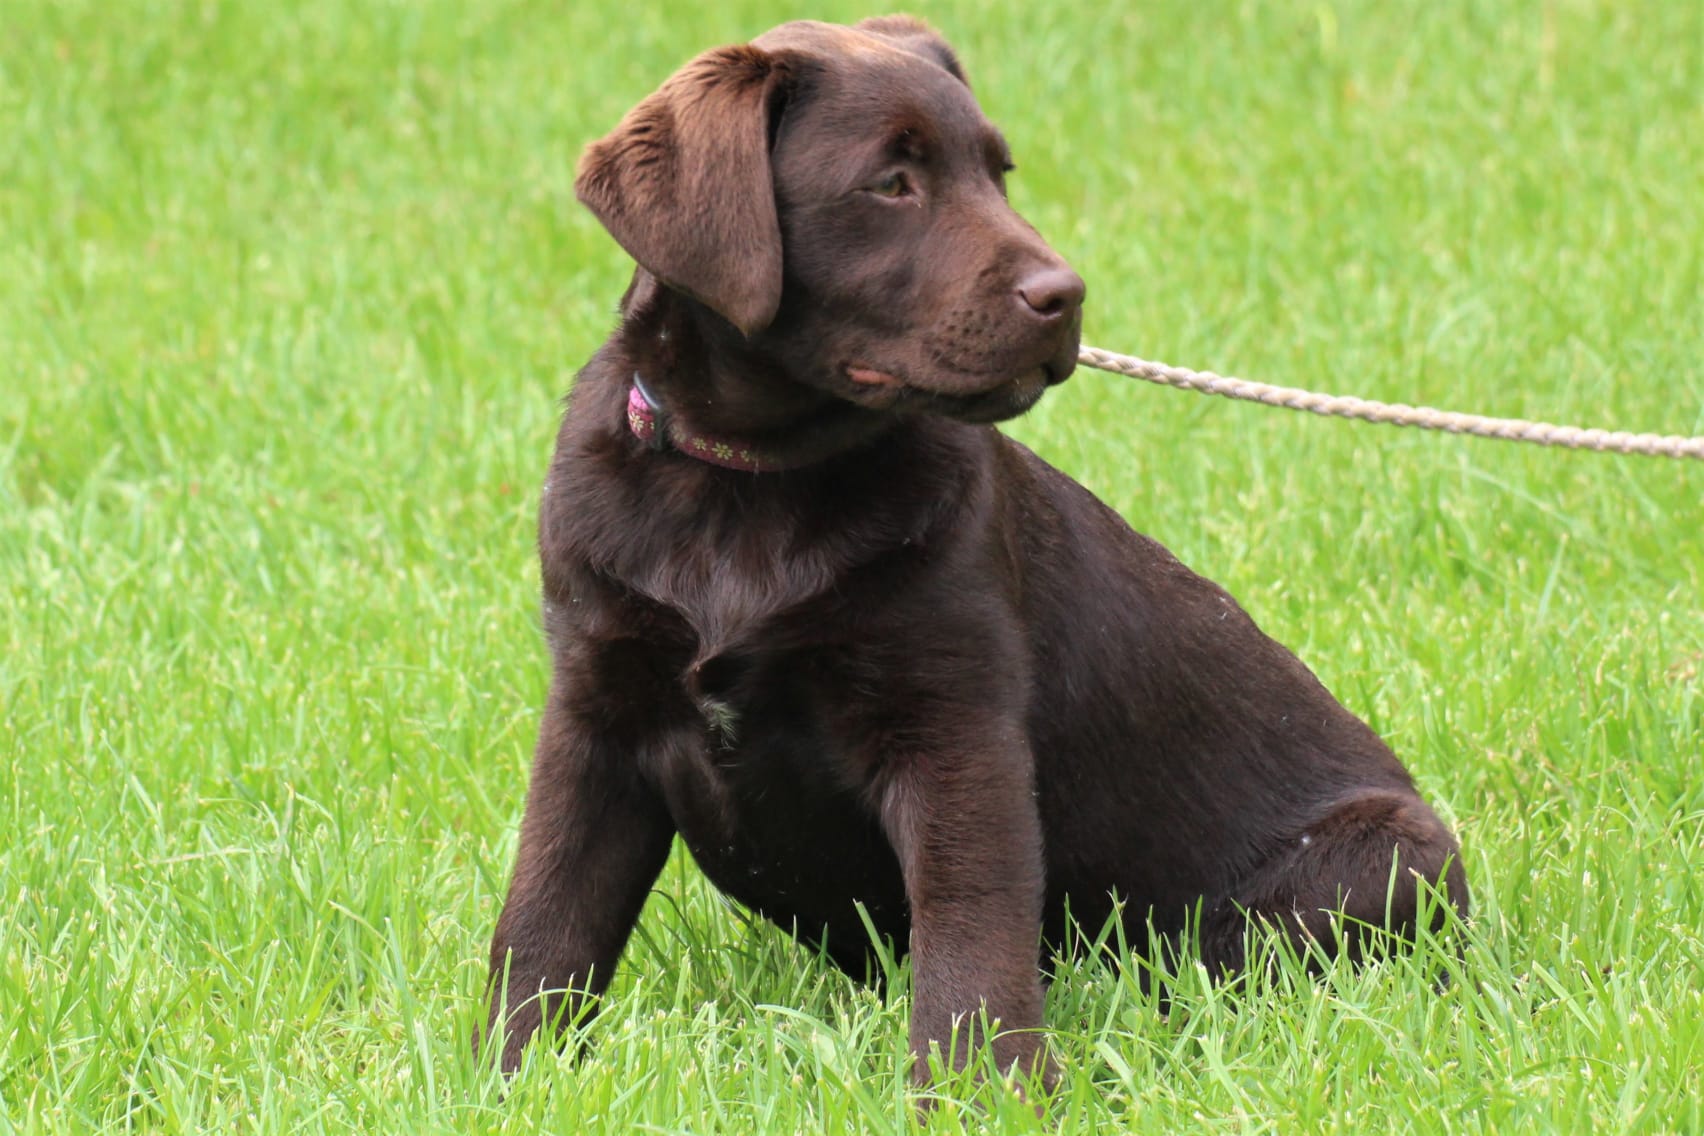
xmin=1017 ymin=266 xmax=1086 ymax=320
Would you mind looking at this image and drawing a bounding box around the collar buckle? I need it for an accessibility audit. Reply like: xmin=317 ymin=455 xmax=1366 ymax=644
xmin=628 ymin=373 xmax=673 ymax=453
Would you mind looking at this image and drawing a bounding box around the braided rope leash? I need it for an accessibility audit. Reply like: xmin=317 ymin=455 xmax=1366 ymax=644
xmin=1078 ymin=345 xmax=1704 ymax=462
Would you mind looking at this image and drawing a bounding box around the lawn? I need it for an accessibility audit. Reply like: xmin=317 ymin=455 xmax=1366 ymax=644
xmin=2 ymin=0 xmax=1701 ymax=1131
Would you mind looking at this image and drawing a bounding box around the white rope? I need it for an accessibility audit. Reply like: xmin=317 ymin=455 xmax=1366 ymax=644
xmin=1078 ymin=345 xmax=1704 ymax=462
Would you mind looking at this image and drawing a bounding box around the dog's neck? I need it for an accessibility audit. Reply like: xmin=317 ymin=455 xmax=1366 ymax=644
xmin=616 ymin=271 xmax=898 ymax=472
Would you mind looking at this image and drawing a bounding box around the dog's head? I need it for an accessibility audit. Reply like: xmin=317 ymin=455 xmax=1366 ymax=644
xmin=576 ymin=16 xmax=1084 ymax=425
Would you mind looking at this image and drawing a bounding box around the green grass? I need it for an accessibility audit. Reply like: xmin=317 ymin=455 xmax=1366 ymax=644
xmin=2 ymin=0 xmax=1701 ymax=1130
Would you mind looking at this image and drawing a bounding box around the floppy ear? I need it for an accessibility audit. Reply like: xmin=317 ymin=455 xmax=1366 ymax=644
xmin=576 ymin=46 xmax=790 ymax=338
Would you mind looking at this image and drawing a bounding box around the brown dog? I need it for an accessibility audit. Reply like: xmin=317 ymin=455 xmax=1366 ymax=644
xmin=483 ymin=16 xmax=1468 ymax=1090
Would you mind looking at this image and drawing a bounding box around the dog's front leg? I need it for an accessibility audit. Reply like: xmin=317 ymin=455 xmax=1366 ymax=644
xmin=482 ymin=677 xmax=676 ymax=1073
xmin=880 ymin=719 xmax=1055 ymax=1093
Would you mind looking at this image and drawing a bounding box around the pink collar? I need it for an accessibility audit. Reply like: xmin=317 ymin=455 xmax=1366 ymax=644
xmin=625 ymin=376 xmax=780 ymax=473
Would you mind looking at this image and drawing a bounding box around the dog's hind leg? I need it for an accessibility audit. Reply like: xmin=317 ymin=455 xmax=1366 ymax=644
xmin=1197 ymin=788 xmax=1469 ymax=976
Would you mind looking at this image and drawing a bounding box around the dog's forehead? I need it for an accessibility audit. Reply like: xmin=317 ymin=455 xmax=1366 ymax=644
xmin=758 ymin=20 xmax=969 ymax=102
xmin=753 ymin=20 xmax=926 ymax=63
xmin=760 ymin=23 xmax=995 ymax=158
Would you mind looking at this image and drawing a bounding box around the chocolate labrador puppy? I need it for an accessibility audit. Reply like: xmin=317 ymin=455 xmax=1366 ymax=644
xmin=483 ymin=15 xmax=1468 ymax=1090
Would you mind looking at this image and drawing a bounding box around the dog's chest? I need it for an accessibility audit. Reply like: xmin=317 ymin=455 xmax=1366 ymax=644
xmin=654 ymin=640 xmax=869 ymax=813
xmin=645 ymin=642 xmax=907 ymax=930
xmin=554 ymin=469 xmax=933 ymax=925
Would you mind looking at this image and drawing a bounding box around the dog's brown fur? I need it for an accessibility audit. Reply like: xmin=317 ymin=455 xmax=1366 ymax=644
xmin=483 ymin=16 xmax=1467 ymax=1090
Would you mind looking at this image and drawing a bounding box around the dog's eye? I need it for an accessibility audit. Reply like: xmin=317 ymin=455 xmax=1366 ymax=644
xmin=868 ymin=172 xmax=911 ymax=198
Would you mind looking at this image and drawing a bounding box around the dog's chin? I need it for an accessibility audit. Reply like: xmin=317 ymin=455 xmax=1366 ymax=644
xmin=931 ymin=370 xmax=1052 ymax=423
xmin=842 ymin=365 xmax=1053 ymax=423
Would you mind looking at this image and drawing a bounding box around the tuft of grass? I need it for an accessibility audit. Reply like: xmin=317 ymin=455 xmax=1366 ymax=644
xmin=2 ymin=0 xmax=1700 ymax=1132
